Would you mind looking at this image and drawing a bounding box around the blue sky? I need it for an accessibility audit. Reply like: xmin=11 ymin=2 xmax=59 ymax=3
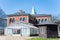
xmin=0 ymin=0 xmax=60 ymax=16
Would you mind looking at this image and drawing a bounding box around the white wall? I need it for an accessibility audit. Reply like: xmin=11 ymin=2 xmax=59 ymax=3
xmin=4 ymin=27 xmax=30 ymax=36
xmin=21 ymin=28 xmax=30 ymax=36
xmin=4 ymin=28 xmax=12 ymax=36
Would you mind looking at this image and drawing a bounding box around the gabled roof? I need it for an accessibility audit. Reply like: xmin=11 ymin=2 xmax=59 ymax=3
xmin=33 ymin=14 xmax=51 ymax=17
xmin=7 ymin=10 xmax=30 ymax=16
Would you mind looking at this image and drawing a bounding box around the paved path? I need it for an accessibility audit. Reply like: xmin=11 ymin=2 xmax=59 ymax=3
xmin=0 ymin=36 xmax=30 ymax=40
xmin=2 ymin=36 xmax=60 ymax=40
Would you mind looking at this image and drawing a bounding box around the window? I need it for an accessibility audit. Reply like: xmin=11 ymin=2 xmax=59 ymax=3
xmin=45 ymin=19 xmax=47 ymax=21
xmin=40 ymin=27 xmax=45 ymax=34
xmin=17 ymin=29 xmax=20 ymax=34
xmin=10 ymin=18 xmax=12 ymax=23
xmin=41 ymin=19 xmax=44 ymax=22
xmin=20 ymin=18 xmax=22 ymax=21
xmin=20 ymin=17 xmax=26 ymax=21
xmin=38 ymin=19 xmax=40 ymax=22
xmin=12 ymin=29 xmax=20 ymax=34
xmin=23 ymin=17 xmax=26 ymax=21
xmin=59 ymin=27 xmax=60 ymax=31
xmin=10 ymin=18 xmax=15 ymax=23
xmin=13 ymin=18 xmax=15 ymax=22
xmin=12 ymin=29 xmax=17 ymax=34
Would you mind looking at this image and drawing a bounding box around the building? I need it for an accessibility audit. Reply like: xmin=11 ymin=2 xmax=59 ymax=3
xmin=5 ymin=7 xmax=54 ymax=37
xmin=35 ymin=14 xmax=52 ymax=23
xmin=4 ymin=7 xmax=59 ymax=38
xmin=4 ymin=22 xmax=38 ymax=36
xmin=31 ymin=6 xmax=52 ymax=24
xmin=55 ymin=22 xmax=60 ymax=37
xmin=0 ymin=8 xmax=7 ymax=35
xmin=4 ymin=10 xmax=38 ymax=36
xmin=7 ymin=10 xmax=36 ymax=25
xmin=36 ymin=21 xmax=58 ymax=38
xmin=31 ymin=7 xmax=59 ymax=38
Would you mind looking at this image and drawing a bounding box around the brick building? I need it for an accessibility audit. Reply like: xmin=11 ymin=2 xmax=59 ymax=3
xmin=7 ymin=10 xmax=36 ymax=25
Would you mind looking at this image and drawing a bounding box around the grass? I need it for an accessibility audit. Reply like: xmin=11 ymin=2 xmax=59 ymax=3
xmin=30 ymin=38 xmax=59 ymax=40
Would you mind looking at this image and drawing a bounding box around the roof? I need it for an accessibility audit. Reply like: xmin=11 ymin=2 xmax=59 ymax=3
xmin=7 ymin=10 xmax=30 ymax=16
xmin=7 ymin=21 xmax=38 ymax=29
xmin=0 ymin=8 xmax=7 ymax=19
xmin=33 ymin=14 xmax=51 ymax=17
xmin=55 ymin=22 xmax=60 ymax=24
xmin=37 ymin=21 xmax=58 ymax=26
xmin=7 ymin=10 xmax=52 ymax=17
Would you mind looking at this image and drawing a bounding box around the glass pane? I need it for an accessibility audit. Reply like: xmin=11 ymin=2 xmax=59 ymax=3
xmin=45 ymin=19 xmax=47 ymax=21
xmin=41 ymin=19 xmax=44 ymax=22
xmin=12 ymin=29 xmax=17 ymax=34
xmin=23 ymin=18 xmax=26 ymax=21
xmin=20 ymin=18 xmax=22 ymax=21
xmin=40 ymin=27 xmax=45 ymax=34
xmin=17 ymin=29 xmax=20 ymax=34
xmin=12 ymin=29 xmax=20 ymax=34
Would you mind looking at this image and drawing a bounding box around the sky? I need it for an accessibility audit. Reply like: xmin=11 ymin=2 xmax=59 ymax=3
xmin=0 ymin=0 xmax=60 ymax=16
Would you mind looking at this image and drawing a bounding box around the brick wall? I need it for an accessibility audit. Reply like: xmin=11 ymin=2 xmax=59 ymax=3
xmin=36 ymin=16 xmax=51 ymax=21
xmin=8 ymin=16 xmax=29 ymax=25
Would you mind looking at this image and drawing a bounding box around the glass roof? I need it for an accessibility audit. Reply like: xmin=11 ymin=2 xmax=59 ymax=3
xmin=0 ymin=8 xmax=7 ymax=19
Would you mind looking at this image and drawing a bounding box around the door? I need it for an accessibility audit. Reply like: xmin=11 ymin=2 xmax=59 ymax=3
xmin=39 ymin=26 xmax=47 ymax=38
xmin=12 ymin=29 xmax=20 ymax=36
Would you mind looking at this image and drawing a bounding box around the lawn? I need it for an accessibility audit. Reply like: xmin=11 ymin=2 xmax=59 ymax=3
xmin=30 ymin=38 xmax=59 ymax=40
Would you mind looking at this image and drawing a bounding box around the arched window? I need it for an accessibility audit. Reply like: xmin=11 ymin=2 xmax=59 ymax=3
xmin=13 ymin=18 xmax=15 ymax=22
xmin=23 ymin=17 xmax=26 ymax=21
xmin=45 ymin=19 xmax=47 ymax=21
xmin=20 ymin=17 xmax=22 ymax=21
xmin=38 ymin=19 xmax=40 ymax=22
xmin=10 ymin=18 xmax=13 ymax=23
xmin=10 ymin=18 xmax=15 ymax=23
xmin=41 ymin=19 xmax=44 ymax=22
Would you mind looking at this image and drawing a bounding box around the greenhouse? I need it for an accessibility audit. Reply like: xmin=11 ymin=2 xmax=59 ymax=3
xmin=0 ymin=8 xmax=7 ymax=35
xmin=4 ymin=22 xmax=38 ymax=36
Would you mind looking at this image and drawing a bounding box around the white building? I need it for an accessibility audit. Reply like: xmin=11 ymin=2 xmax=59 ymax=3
xmin=4 ymin=22 xmax=38 ymax=36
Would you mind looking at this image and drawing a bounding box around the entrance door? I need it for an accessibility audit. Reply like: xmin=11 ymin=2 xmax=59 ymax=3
xmin=12 ymin=29 xmax=20 ymax=36
xmin=39 ymin=26 xmax=47 ymax=38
